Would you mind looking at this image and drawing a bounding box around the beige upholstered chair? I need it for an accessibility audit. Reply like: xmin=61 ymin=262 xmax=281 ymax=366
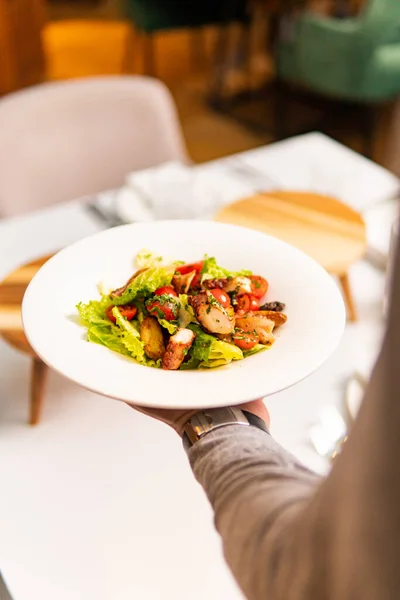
xmin=0 ymin=75 xmax=188 ymax=424
xmin=0 ymin=75 xmax=188 ymax=217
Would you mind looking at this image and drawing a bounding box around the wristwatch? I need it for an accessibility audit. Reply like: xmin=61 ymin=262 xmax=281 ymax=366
xmin=182 ymin=407 xmax=269 ymax=450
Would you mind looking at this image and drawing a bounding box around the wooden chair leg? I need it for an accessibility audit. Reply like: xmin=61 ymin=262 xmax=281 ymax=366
xmin=30 ymin=358 xmax=48 ymax=425
xmin=338 ymin=272 xmax=357 ymax=322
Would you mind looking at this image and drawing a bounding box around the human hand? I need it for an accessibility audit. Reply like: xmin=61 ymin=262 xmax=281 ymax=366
xmin=131 ymin=399 xmax=270 ymax=437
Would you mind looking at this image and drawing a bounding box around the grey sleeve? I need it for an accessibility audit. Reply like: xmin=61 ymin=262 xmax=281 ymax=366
xmin=188 ymin=425 xmax=320 ymax=600
xmin=188 ymin=242 xmax=400 ymax=600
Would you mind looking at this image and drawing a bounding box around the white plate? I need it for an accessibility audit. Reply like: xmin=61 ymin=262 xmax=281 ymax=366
xmin=22 ymin=221 xmax=345 ymax=409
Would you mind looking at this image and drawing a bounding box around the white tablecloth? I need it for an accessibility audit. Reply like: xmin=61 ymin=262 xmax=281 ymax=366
xmin=0 ymin=144 xmax=391 ymax=600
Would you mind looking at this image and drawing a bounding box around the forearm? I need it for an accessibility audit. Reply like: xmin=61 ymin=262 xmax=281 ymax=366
xmin=187 ymin=242 xmax=400 ymax=600
xmin=188 ymin=425 xmax=320 ymax=600
xmin=188 ymin=280 xmax=400 ymax=600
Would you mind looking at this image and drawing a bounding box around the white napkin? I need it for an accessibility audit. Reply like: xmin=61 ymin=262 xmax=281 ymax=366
xmin=364 ymin=199 xmax=399 ymax=264
xmin=114 ymin=160 xmax=260 ymax=223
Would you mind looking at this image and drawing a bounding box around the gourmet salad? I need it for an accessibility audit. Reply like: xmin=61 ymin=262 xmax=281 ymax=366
xmin=77 ymin=250 xmax=287 ymax=370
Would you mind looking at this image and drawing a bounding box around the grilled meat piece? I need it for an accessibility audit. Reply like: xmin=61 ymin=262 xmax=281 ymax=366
xmin=203 ymin=276 xmax=252 ymax=296
xmin=189 ymin=292 xmax=235 ymax=335
xmin=256 ymin=311 xmax=287 ymax=328
xmin=236 ymin=312 xmax=275 ymax=345
xmin=223 ymin=276 xmax=252 ymax=296
xmin=162 ymin=328 xmax=196 ymax=370
xmin=202 ymin=278 xmax=227 ymax=290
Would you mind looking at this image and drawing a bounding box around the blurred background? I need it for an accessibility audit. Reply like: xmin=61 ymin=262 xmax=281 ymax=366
xmin=1 ymin=0 xmax=399 ymax=168
xmin=0 ymin=2 xmax=400 ymax=599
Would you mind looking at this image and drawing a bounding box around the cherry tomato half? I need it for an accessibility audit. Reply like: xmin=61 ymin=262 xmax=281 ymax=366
xmin=176 ymin=261 xmax=204 ymax=276
xmin=248 ymin=295 xmax=260 ymax=311
xmin=250 ymin=275 xmax=269 ymax=299
xmin=236 ymin=294 xmax=260 ymax=313
xmin=147 ymin=298 xmax=179 ymax=321
xmin=155 ymin=286 xmax=178 ymax=298
xmin=210 ymin=288 xmax=231 ymax=308
xmin=236 ymin=295 xmax=250 ymax=313
xmin=233 ymin=329 xmax=259 ymax=350
xmin=106 ymin=304 xmax=137 ymax=323
xmin=189 ymin=272 xmax=202 ymax=291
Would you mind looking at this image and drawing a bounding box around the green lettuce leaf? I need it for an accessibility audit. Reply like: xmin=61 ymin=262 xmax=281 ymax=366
xmin=158 ymin=319 xmax=178 ymax=335
xmin=178 ymin=294 xmax=196 ymax=328
xmin=201 ymin=339 xmax=243 ymax=368
xmin=134 ymin=298 xmax=148 ymax=324
xmin=201 ymin=256 xmax=252 ymax=281
xmin=112 ymin=307 xmax=146 ymax=363
xmin=243 ymin=344 xmax=268 ymax=358
xmin=136 ymin=249 xmax=164 ymax=269
xmin=179 ymin=355 xmax=201 ymax=370
xmin=76 ymin=297 xmax=160 ymax=366
xmin=77 ymin=296 xmax=113 ymax=327
xmin=87 ymin=325 xmax=131 ymax=357
xmin=111 ymin=308 xmax=161 ymax=366
xmin=186 ymin=324 xmax=243 ymax=368
xmin=187 ymin=324 xmax=214 ymax=362
xmin=112 ymin=266 xmax=175 ymax=305
xmin=77 ymin=297 xmax=133 ymax=357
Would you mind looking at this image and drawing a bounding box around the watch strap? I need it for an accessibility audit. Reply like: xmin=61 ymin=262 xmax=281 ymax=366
xmin=183 ymin=407 xmax=269 ymax=450
xmin=242 ymin=410 xmax=269 ymax=433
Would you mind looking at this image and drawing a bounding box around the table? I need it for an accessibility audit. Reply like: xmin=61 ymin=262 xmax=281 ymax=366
xmin=0 ymin=139 xmax=393 ymax=600
xmin=216 ymin=190 xmax=367 ymax=320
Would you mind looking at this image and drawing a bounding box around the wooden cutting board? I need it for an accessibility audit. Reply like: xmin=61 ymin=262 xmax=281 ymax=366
xmin=215 ymin=191 xmax=366 ymax=274
xmin=0 ymin=254 xmax=53 ymax=356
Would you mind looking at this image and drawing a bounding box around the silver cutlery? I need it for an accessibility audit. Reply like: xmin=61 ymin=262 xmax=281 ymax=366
xmin=227 ymin=159 xmax=279 ymax=191
xmin=84 ymin=199 xmax=128 ymax=229
xmin=309 ymin=405 xmax=348 ymax=461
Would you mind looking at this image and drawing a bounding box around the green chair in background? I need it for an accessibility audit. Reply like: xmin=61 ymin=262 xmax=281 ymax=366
xmin=124 ymin=0 xmax=249 ymax=75
xmin=276 ymin=0 xmax=400 ymax=154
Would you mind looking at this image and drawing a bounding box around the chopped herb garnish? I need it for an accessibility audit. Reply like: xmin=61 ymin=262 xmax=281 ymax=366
xmin=207 ymin=294 xmax=221 ymax=308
